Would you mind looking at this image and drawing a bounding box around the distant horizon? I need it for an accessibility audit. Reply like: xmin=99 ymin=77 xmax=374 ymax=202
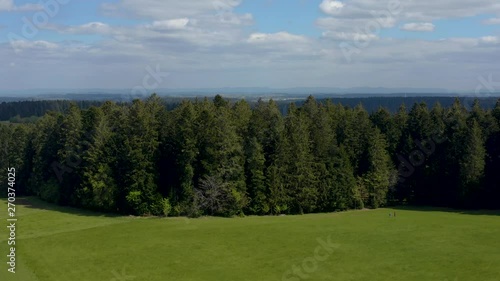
xmin=1 ymin=86 xmax=500 ymax=98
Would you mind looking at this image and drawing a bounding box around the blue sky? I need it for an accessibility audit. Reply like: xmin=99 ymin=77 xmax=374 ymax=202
xmin=0 ymin=0 xmax=499 ymax=91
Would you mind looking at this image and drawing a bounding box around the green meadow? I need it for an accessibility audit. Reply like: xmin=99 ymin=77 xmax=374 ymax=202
xmin=1 ymin=197 xmax=499 ymax=281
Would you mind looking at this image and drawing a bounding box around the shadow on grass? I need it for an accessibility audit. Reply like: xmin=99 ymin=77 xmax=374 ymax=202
xmin=10 ymin=197 xmax=500 ymax=219
xmin=14 ymin=197 xmax=122 ymax=218
xmin=390 ymin=205 xmax=500 ymax=216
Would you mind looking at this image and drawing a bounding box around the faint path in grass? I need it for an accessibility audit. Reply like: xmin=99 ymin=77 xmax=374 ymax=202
xmin=1 ymin=197 xmax=194 ymax=243
xmin=0 ymin=197 xmax=135 ymax=243
xmin=0 ymin=218 xmax=134 ymax=243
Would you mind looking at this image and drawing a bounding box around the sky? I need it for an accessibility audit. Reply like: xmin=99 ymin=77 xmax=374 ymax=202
xmin=0 ymin=0 xmax=499 ymax=91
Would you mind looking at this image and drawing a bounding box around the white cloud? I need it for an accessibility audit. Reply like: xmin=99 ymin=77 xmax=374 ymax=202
xmin=317 ymin=0 xmax=500 ymax=39
xmin=80 ymin=22 xmax=111 ymax=32
xmin=41 ymin=22 xmax=113 ymax=36
xmin=1 ymin=34 xmax=500 ymax=90
xmin=480 ymin=36 xmax=499 ymax=44
xmin=482 ymin=18 xmax=500 ymax=25
xmin=247 ymin=32 xmax=308 ymax=43
xmin=9 ymin=40 xmax=58 ymax=51
xmin=149 ymin=18 xmax=190 ymax=30
xmin=0 ymin=0 xmax=10 ymax=10
xmin=400 ymin=22 xmax=435 ymax=32
xmin=0 ymin=0 xmax=42 ymax=11
xmin=67 ymin=22 xmax=112 ymax=34
xmin=319 ymin=0 xmax=345 ymax=15
xmin=12 ymin=3 xmax=42 ymax=11
xmin=101 ymin=0 xmax=242 ymax=20
xmin=322 ymin=31 xmax=378 ymax=41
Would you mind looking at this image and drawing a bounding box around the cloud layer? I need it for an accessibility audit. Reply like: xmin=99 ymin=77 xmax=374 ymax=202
xmin=0 ymin=0 xmax=499 ymax=91
xmin=400 ymin=22 xmax=435 ymax=32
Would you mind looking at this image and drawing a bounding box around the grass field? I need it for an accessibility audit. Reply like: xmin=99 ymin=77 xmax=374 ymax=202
xmin=1 ymin=197 xmax=499 ymax=281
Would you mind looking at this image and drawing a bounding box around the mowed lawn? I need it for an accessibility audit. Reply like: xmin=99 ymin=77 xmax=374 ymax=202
xmin=1 ymin=197 xmax=500 ymax=281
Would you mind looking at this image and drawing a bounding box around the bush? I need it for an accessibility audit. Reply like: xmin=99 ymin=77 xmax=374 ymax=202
xmin=172 ymin=204 xmax=182 ymax=217
xmin=147 ymin=195 xmax=173 ymax=217
xmin=40 ymin=179 xmax=60 ymax=203
xmin=161 ymin=198 xmax=172 ymax=217
xmin=126 ymin=191 xmax=146 ymax=215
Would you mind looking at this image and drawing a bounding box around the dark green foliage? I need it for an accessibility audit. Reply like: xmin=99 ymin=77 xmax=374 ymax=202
xmin=282 ymin=104 xmax=318 ymax=214
xmin=57 ymin=104 xmax=84 ymax=205
xmin=245 ymin=137 xmax=268 ymax=214
xmin=0 ymin=100 xmax=102 ymax=121
xmin=2 ymin=95 xmax=499 ymax=214
xmin=78 ymin=106 xmax=117 ymax=211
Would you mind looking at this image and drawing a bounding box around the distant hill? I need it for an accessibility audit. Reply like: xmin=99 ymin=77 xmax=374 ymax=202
xmin=1 ymin=95 xmax=499 ymax=121
xmin=1 ymin=87 xmax=499 ymax=101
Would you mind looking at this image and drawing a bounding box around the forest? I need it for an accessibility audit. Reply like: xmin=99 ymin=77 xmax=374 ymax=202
xmin=1 ymin=94 xmax=499 ymax=217
xmin=2 ymin=96 xmax=499 ymax=121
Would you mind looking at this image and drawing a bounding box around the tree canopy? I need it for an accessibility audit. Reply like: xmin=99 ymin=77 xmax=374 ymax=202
xmin=1 ymin=95 xmax=499 ymax=216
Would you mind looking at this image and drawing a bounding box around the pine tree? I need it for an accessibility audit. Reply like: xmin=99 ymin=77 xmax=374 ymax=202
xmin=370 ymin=107 xmax=399 ymax=156
xmin=244 ymin=136 xmax=268 ymax=214
xmin=361 ymin=128 xmax=394 ymax=208
xmin=426 ymin=102 xmax=448 ymax=206
xmin=406 ymin=102 xmax=435 ymax=204
xmin=328 ymin=146 xmax=360 ymax=210
xmin=458 ymin=119 xmax=486 ymax=207
xmin=484 ymin=100 xmax=500 ymax=208
xmin=31 ymin=112 xmax=64 ymax=203
xmin=114 ymin=98 xmax=162 ymax=215
xmin=443 ymin=98 xmax=469 ymax=206
xmin=57 ymin=103 xmax=84 ymax=205
xmin=247 ymin=99 xmax=288 ymax=214
xmin=161 ymin=100 xmax=198 ymax=215
xmin=282 ymin=104 xmax=318 ymax=214
xmin=78 ymin=106 xmax=117 ymax=211
xmin=193 ymin=96 xmax=247 ymax=216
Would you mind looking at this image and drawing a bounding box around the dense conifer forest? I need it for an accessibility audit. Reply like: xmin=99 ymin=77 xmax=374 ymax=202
xmin=1 ymin=95 xmax=499 ymax=216
xmin=2 ymin=96 xmax=499 ymax=121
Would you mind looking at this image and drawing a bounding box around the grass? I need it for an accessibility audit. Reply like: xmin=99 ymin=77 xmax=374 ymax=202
xmin=1 ymin=197 xmax=499 ymax=281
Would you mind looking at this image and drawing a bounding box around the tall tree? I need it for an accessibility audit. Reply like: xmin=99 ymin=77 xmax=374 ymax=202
xmin=282 ymin=104 xmax=318 ymax=214
xmin=360 ymin=128 xmax=395 ymax=208
xmin=57 ymin=103 xmax=84 ymax=205
xmin=160 ymin=100 xmax=198 ymax=215
xmin=193 ymin=96 xmax=247 ymax=216
xmin=30 ymin=112 xmax=64 ymax=203
xmin=78 ymin=106 xmax=117 ymax=211
xmin=458 ymin=119 xmax=486 ymax=207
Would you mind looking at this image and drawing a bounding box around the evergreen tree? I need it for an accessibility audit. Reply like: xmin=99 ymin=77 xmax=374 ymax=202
xmin=2 ymin=94 xmax=499 ymax=213
xmin=31 ymin=112 xmax=64 ymax=203
xmin=425 ymin=102 xmax=448 ymax=206
xmin=193 ymin=96 xmax=247 ymax=216
xmin=458 ymin=119 xmax=486 ymax=207
xmin=327 ymin=146 xmax=361 ymax=210
xmin=57 ymin=103 xmax=84 ymax=205
xmin=360 ymin=128 xmax=394 ymax=208
xmin=484 ymin=100 xmax=500 ymax=208
xmin=161 ymin=100 xmax=198 ymax=215
xmin=78 ymin=106 xmax=117 ymax=211
xmin=244 ymin=136 xmax=268 ymax=214
xmin=282 ymin=104 xmax=318 ymax=214
xmin=442 ymin=98 xmax=469 ymax=206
